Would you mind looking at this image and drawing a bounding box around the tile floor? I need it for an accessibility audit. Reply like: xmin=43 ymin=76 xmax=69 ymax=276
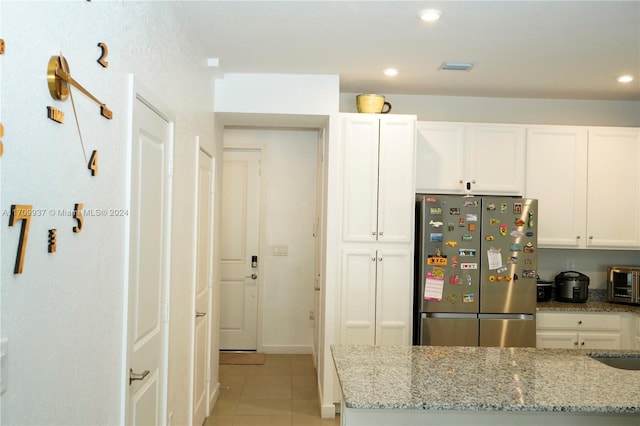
xmin=204 ymin=354 xmax=340 ymax=426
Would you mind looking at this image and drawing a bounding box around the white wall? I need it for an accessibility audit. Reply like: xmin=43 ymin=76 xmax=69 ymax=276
xmin=340 ymin=93 xmax=640 ymax=127
xmin=223 ymin=128 xmax=318 ymax=353
xmin=0 ymin=2 xmax=216 ymax=425
xmin=538 ymin=249 xmax=640 ymax=290
xmin=216 ymin=73 xmax=339 ymax=115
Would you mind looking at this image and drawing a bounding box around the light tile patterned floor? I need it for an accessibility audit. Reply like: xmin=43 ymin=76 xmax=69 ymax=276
xmin=204 ymin=354 xmax=340 ymax=426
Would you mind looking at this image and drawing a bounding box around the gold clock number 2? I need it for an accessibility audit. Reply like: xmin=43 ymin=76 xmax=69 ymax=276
xmin=9 ymin=203 xmax=84 ymax=274
xmin=97 ymin=42 xmax=109 ymax=68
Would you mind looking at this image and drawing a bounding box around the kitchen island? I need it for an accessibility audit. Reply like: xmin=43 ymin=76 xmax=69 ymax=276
xmin=331 ymin=345 xmax=640 ymax=426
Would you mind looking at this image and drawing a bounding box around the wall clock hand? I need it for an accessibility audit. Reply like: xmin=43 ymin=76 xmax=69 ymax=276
xmin=58 ymin=52 xmax=87 ymax=163
xmin=47 ymin=54 xmax=113 ymax=119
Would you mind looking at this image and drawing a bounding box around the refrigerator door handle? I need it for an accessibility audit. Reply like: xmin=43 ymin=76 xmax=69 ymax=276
xmin=478 ymin=314 xmax=535 ymax=320
xmin=423 ymin=313 xmax=479 ymax=319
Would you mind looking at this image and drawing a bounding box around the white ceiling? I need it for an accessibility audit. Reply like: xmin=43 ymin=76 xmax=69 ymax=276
xmin=178 ymin=0 xmax=640 ymax=101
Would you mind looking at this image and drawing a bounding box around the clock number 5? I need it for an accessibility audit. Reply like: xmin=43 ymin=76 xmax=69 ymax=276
xmin=73 ymin=203 xmax=84 ymax=233
xmin=9 ymin=204 xmax=32 ymax=274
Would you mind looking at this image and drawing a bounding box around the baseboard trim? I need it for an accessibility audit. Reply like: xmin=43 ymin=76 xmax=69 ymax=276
xmin=321 ymin=403 xmax=337 ymax=419
xmin=208 ymin=382 xmax=220 ymax=416
xmin=260 ymin=344 xmax=312 ymax=354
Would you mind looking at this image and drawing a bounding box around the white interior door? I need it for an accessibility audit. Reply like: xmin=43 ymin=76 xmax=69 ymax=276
xmin=125 ymin=94 xmax=173 ymax=425
xmin=193 ymin=148 xmax=214 ymax=425
xmin=312 ymin=131 xmax=324 ymax=365
xmin=220 ymin=149 xmax=260 ymax=351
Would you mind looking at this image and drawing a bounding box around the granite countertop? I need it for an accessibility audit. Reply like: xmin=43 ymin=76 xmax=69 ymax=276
xmin=331 ymin=345 xmax=640 ymax=413
xmin=537 ymin=300 xmax=640 ymax=314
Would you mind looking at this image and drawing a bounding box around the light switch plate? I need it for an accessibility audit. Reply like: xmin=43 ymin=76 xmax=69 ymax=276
xmin=273 ymin=246 xmax=288 ymax=256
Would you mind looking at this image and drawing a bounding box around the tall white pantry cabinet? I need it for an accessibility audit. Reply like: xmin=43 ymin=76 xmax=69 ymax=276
xmin=336 ymin=114 xmax=416 ymax=346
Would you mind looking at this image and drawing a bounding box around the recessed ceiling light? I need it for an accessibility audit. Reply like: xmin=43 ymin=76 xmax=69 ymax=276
xmin=418 ymin=9 xmax=441 ymax=22
xmin=617 ymin=75 xmax=634 ymax=83
xmin=439 ymin=62 xmax=474 ymax=71
xmin=383 ymin=68 xmax=398 ymax=77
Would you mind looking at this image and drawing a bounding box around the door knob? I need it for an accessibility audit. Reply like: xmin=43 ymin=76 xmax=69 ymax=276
xmin=245 ymin=274 xmax=257 ymax=280
xmin=196 ymin=311 xmax=206 ymax=318
xmin=129 ymin=368 xmax=150 ymax=386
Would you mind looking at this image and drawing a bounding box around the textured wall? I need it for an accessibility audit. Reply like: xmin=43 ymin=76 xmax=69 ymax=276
xmin=0 ymin=1 xmax=216 ymax=424
xmin=340 ymin=93 xmax=640 ymax=127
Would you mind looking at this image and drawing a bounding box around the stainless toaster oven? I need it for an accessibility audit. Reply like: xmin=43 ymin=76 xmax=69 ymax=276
xmin=607 ymin=266 xmax=640 ymax=305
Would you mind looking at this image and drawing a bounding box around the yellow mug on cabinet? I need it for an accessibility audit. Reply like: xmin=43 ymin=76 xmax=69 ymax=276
xmin=356 ymin=94 xmax=392 ymax=114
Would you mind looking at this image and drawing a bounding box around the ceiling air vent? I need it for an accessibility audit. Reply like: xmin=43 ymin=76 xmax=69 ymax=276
xmin=439 ymin=62 xmax=474 ymax=71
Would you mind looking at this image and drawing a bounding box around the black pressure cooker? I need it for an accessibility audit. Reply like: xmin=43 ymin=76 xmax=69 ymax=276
xmin=554 ymin=271 xmax=589 ymax=303
xmin=536 ymin=277 xmax=553 ymax=302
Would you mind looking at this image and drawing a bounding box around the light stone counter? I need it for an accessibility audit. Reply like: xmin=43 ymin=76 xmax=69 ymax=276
xmin=537 ymin=300 xmax=640 ymax=314
xmin=331 ymin=345 xmax=640 ymax=426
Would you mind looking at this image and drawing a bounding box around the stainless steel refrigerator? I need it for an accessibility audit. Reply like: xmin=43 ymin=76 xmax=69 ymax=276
xmin=413 ymin=194 xmax=538 ymax=347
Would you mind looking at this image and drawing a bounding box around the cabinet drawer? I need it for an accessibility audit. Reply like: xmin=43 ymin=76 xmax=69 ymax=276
xmin=537 ymin=312 xmax=621 ymax=331
xmin=579 ymin=314 xmax=621 ymax=330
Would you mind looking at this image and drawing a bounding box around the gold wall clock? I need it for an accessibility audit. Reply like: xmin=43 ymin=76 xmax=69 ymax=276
xmin=8 ymin=45 xmax=113 ymax=274
xmin=47 ymin=47 xmax=112 ymax=175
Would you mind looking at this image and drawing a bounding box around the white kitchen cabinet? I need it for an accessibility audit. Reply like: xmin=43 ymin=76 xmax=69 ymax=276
xmin=525 ymin=126 xmax=588 ymax=248
xmin=586 ymin=127 xmax=640 ymax=249
xmin=341 ymin=114 xmax=416 ymax=243
xmin=339 ymin=247 xmax=413 ymax=346
xmin=337 ymin=114 xmax=416 ymax=347
xmin=416 ymin=122 xmax=526 ymax=195
xmin=536 ymin=332 xmax=621 ymax=350
xmin=526 ymin=126 xmax=640 ymax=249
xmin=536 ymin=312 xmax=624 ymax=350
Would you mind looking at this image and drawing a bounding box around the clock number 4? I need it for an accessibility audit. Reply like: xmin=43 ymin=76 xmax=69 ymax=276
xmin=9 ymin=204 xmax=32 ymax=274
xmin=88 ymin=150 xmax=98 ymax=176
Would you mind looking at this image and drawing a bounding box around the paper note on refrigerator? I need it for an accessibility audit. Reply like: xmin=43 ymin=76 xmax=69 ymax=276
xmin=487 ymin=247 xmax=503 ymax=270
xmin=424 ymin=273 xmax=444 ymax=301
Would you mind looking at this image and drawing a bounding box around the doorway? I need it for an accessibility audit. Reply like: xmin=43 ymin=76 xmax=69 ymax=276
xmin=220 ymin=128 xmax=320 ymax=354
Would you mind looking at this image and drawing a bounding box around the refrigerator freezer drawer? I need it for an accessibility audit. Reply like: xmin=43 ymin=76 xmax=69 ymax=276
xmin=420 ymin=314 xmax=478 ymax=346
xmin=479 ymin=314 xmax=536 ymax=348
xmin=480 ymin=279 xmax=538 ymax=314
